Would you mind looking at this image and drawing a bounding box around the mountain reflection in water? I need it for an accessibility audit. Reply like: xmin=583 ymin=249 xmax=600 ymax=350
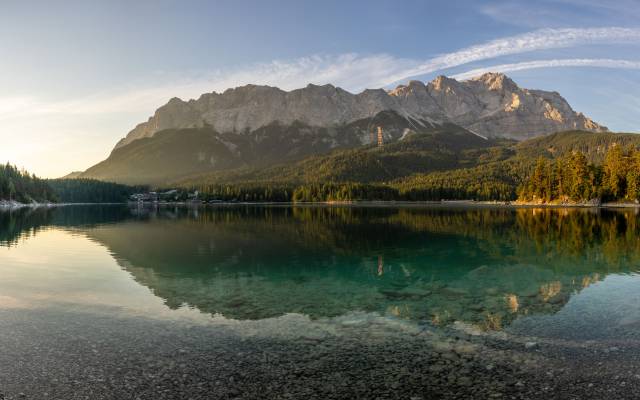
xmin=2 ymin=205 xmax=640 ymax=331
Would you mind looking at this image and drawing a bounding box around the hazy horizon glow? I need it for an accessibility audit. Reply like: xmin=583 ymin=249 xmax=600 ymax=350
xmin=1 ymin=0 xmax=639 ymax=178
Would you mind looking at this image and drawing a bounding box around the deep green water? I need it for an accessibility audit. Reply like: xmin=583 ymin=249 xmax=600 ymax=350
xmin=2 ymin=204 xmax=640 ymax=340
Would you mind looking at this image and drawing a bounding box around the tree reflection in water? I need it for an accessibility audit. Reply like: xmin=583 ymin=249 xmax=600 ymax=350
xmin=2 ymin=205 xmax=639 ymax=330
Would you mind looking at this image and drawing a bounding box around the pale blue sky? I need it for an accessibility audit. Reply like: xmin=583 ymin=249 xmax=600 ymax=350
xmin=1 ymin=0 xmax=639 ymax=177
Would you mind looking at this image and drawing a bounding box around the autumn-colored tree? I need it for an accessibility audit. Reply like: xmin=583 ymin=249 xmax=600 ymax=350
xmin=625 ymin=149 xmax=640 ymax=201
xmin=567 ymin=151 xmax=592 ymax=201
xmin=603 ymin=144 xmax=628 ymax=199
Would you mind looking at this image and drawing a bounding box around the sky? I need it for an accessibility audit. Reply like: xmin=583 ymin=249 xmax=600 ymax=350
xmin=1 ymin=0 xmax=640 ymax=177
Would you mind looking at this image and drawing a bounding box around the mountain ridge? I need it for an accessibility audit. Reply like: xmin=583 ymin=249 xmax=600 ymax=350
xmin=83 ymin=112 xmax=476 ymax=185
xmin=114 ymin=73 xmax=606 ymax=151
xmin=77 ymin=73 xmax=610 ymax=186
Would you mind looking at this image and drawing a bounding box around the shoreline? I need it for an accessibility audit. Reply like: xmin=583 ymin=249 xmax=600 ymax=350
xmin=4 ymin=199 xmax=640 ymax=210
xmin=129 ymin=199 xmax=640 ymax=209
xmin=0 ymin=201 xmax=124 ymax=210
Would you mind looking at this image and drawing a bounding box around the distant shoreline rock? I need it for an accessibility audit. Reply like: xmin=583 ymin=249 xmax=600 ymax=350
xmin=0 ymin=200 xmax=58 ymax=209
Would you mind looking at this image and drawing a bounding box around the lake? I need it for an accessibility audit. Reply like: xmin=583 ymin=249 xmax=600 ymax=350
xmin=2 ymin=205 xmax=640 ymax=399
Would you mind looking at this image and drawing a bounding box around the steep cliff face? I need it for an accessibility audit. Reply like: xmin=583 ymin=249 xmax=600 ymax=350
xmin=114 ymin=84 xmax=397 ymax=149
xmin=113 ymin=73 xmax=606 ymax=150
xmin=82 ymin=111 xmax=459 ymax=185
xmin=425 ymin=73 xmax=605 ymax=140
xmin=79 ymin=73 xmax=610 ymax=185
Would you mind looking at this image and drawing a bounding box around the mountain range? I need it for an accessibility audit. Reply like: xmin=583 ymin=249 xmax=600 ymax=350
xmin=75 ymin=73 xmax=609 ymax=186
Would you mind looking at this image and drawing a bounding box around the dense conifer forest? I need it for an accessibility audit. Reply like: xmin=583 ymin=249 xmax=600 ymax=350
xmin=0 ymin=166 xmax=144 ymax=204
xmin=4 ymin=131 xmax=640 ymax=205
xmin=190 ymin=133 xmax=640 ymax=204
xmin=0 ymin=163 xmax=57 ymax=203
xmin=519 ymin=144 xmax=640 ymax=203
xmin=48 ymin=179 xmax=147 ymax=203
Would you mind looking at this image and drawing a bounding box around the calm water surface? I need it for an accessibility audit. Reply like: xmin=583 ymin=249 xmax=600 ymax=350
xmin=2 ymin=205 xmax=640 ymax=398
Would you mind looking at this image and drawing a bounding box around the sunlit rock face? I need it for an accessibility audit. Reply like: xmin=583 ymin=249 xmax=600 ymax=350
xmin=114 ymin=73 xmax=606 ymax=149
xmin=423 ymin=73 xmax=606 ymax=140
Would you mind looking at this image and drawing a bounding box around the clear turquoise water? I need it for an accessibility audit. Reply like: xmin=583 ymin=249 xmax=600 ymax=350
xmin=2 ymin=205 xmax=640 ymax=340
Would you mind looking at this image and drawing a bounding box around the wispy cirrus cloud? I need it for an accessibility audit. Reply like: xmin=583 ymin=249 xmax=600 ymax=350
xmin=452 ymin=59 xmax=640 ymax=80
xmin=479 ymin=0 xmax=640 ymax=28
xmin=0 ymin=54 xmax=416 ymax=120
xmin=2 ymin=26 xmax=639 ymax=121
xmin=3 ymin=26 xmax=640 ymax=177
xmin=384 ymin=27 xmax=640 ymax=85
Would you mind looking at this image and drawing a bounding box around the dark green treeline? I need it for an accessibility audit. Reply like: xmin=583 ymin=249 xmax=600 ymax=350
xmin=48 ymin=179 xmax=147 ymax=203
xmin=519 ymin=145 xmax=640 ymax=202
xmin=0 ymin=163 xmax=57 ymax=203
xmin=194 ymin=144 xmax=640 ymax=203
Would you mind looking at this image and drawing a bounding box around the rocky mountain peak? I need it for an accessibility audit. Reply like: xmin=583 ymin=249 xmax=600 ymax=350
xmin=167 ymin=96 xmax=185 ymax=104
xmin=471 ymin=72 xmax=518 ymax=91
xmin=112 ymin=73 xmax=607 ymax=150
xmin=388 ymin=80 xmax=426 ymax=97
xmin=430 ymin=75 xmax=459 ymax=92
xmin=305 ymin=83 xmax=337 ymax=90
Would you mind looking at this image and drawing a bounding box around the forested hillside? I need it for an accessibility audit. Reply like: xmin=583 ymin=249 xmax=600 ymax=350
xmin=24 ymin=130 xmax=636 ymax=205
xmin=79 ymin=115 xmax=501 ymax=186
xmin=0 ymin=164 xmax=57 ymax=203
xmin=177 ymin=128 xmax=512 ymax=186
xmin=391 ymin=160 xmax=527 ymax=201
xmin=178 ymin=131 xmax=640 ymax=203
xmin=519 ymin=144 xmax=640 ymax=203
xmin=0 ymin=164 xmax=145 ymax=205
xmin=48 ymin=179 xmax=147 ymax=203
xmin=515 ymin=131 xmax=640 ymax=163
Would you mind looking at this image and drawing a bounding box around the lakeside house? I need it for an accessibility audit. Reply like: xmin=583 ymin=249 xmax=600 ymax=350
xmin=129 ymin=189 xmax=199 ymax=203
